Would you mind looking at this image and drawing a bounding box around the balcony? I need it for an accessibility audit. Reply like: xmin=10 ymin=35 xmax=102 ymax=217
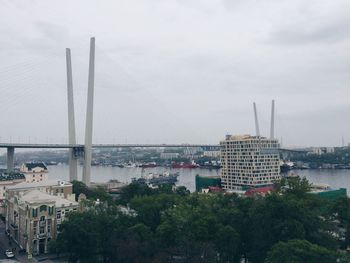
xmin=39 ymin=221 xmax=46 ymax=227
xmin=37 ymin=233 xmax=46 ymax=239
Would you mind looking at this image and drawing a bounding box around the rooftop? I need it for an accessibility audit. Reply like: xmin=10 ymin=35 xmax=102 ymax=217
xmin=7 ymin=180 xmax=72 ymax=190
xmin=23 ymin=162 xmax=48 ymax=171
xmin=0 ymin=172 xmax=25 ymax=181
xmin=20 ymin=189 xmax=78 ymax=207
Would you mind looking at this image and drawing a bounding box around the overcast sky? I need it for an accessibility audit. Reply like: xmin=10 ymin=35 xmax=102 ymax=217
xmin=0 ymin=0 xmax=350 ymax=147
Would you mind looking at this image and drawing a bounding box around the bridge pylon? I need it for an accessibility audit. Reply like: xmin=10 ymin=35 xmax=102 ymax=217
xmin=82 ymin=37 xmax=95 ymax=186
xmin=66 ymin=48 xmax=78 ymax=182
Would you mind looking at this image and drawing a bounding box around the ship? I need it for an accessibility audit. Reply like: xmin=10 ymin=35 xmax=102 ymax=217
xmin=132 ymin=172 xmax=179 ymax=185
xmin=139 ymin=162 xmax=157 ymax=168
xmin=280 ymin=161 xmax=294 ymax=172
xmin=171 ymin=160 xmax=199 ymax=169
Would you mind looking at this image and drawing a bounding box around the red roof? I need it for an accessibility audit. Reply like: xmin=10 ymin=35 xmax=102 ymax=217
xmin=208 ymin=186 xmax=222 ymax=193
xmin=244 ymin=186 xmax=274 ymax=196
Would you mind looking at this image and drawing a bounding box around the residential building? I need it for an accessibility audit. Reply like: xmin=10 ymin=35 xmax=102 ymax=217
xmin=5 ymin=181 xmax=78 ymax=255
xmin=220 ymin=135 xmax=280 ymax=191
xmin=20 ymin=162 xmax=48 ymax=183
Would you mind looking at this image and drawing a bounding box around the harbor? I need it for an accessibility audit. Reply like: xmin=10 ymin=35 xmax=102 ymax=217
xmin=39 ymin=164 xmax=350 ymax=195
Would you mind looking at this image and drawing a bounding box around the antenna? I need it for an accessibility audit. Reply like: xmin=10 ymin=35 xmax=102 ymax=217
xmin=253 ymin=102 xmax=260 ymax=137
xmin=270 ymin=100 xmax=275 ymax=139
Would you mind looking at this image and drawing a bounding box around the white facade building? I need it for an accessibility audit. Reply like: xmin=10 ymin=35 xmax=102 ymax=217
xmin=220 ymin=135 xmax=280 ymax=190
xmin=20 ymin=162 xmax=48 ymax=183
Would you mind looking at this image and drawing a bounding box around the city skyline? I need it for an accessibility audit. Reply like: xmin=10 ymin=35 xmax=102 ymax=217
xmin=0 ymin=1 xmax=350 ymax=147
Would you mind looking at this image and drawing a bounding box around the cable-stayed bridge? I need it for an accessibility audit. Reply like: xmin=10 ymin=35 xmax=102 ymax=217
xmin=0 ymin=37 xmax=222 ymax=185
xmin=1 ymin=37 xmax=301 ymax=185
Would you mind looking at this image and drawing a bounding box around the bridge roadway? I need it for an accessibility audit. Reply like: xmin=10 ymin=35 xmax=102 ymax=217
xmin=0 ymin=143 xmax=221 ymax=149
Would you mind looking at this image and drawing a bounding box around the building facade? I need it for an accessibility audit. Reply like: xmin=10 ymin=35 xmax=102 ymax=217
xmin=203 ymin=150 xmax=221 ymax=158
xmin=160 ymin=152 xmax=179 ymax=159
xmin=0 ymin=172 xmax=26 ymax=215
xmin=20 ymin=162 xmax=48 ymax=183
xmin=220 ymin=135 xmax=280 ymax=191
xmin=5 ymin=181 xmax=78 ymax=255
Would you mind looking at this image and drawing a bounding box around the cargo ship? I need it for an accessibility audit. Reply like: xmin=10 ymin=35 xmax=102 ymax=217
xmin=171 ymin=161 xmax=199 ymax=169
xmin=139 ymin=162 xmax=157 ymax=168
xmin=132 ymin=172 xmax=179 ymax=185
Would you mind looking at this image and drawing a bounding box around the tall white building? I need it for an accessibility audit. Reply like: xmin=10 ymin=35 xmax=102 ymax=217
xmin=220 ymin=135 xmax=280 ymax=191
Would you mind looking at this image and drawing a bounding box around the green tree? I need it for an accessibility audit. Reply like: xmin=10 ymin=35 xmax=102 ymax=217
xmin=332 ymin=197 xmax=350 ymax=247
xmin=265 ymin=239 xmax=348 ymax=263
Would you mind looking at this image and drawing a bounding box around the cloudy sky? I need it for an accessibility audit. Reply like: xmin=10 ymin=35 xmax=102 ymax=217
xmin=0 ymin=0 xmax=349 ymax=147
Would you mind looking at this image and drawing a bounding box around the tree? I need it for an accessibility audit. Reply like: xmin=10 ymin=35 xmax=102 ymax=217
xmin=245 ymin=193 xmax=336 ymax=262
xmin=215 ymin=225 xmax=240 ymax=263
xmin=332 ymin=197 xmax=350 ymax=247
xmin=276 ymin=177 xmax=311 ymax=196
xmin=265 ymin=239 xmax=348 ymax=263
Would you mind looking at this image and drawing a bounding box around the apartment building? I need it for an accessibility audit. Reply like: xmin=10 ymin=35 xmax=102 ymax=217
xmin=220 ymin=135 xmax=280 ymax=191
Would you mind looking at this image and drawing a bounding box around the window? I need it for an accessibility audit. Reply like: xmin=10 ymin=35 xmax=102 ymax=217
xmin=32 ymin=208 xmax=38 ymax=217
xmin=40 ymin=205 xmax=47 ymax=212
xmin=40 ymin=227 xmax=45 ymax=234
xmin=48 ymin=206 xmax=54 ymax=216
xmin=40 ymin=216 xmax=45 ymax=222
xmin=61 ymin=189 xmax=64 ymax=193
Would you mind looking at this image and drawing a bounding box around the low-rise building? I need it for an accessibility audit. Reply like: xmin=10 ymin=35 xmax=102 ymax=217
xmin=20 ymin=162 xmax=48 ymax=183
xmin=5 ymin=180 xmax=78 ymax=256
xmin=6 ymin=180 xmax=73 ymax=199
xmin=0 ymin=172 xmax=26 ymax=215
xmin=203 ymin=151 xmax=221 ymax=158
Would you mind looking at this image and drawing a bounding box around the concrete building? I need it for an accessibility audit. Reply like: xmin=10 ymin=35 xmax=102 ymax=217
xmin=0 ymin=172 xmax=26 ymax=200
xmin=203 ymin=150 xmax=221 ymax=158
xmin=160 ymin=152 xmax=179 ymax=159
xmin=220 ymin=135 xmax=280 ymax=191
xmin=5 ymin=181 xmax=78 ymax=255
xmin=309 ymin=147 xmax=335 ymax=155
xmin=20 ymin=162 xmax=48 ymax=183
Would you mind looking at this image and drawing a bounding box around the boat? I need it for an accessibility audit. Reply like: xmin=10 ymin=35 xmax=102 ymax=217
xmin=124 ymin=162 xmax=137 ymax=168
xmin=201 ymin=161 xmax=221 ymax=169
xmin=132 ymin=172 xmax=179 ymax=185
xmin=280 ymin=161 xmax=294 ymax=172
xmin=140 ymin=162 xmax=157 ymax=168
xmin=171 ymin=160 xmax=199 ymax=169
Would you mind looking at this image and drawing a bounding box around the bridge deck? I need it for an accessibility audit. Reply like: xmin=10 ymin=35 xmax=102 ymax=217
xmin=0 ymin=143 xmax=221 ymax=149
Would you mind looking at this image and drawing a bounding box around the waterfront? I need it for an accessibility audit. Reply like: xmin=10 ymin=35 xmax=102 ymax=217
xmin=45 ymin=165 xmax=350 ymax=194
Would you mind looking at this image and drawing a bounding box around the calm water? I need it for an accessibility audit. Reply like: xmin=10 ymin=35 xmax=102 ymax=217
xmin=47 ymin=165 xmax=221 ymax=192
xmin=2 ymin=164 xmax=350 ymax=194
xmin=45 ymin=165 xmax=350 ymax=194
